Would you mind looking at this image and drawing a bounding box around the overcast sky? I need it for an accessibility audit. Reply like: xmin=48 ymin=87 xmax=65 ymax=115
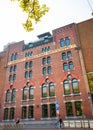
xmin=0 ymin=0 xmax=93 ymax=52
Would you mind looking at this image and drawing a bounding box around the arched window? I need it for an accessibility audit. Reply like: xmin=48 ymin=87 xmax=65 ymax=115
xmin=42 ymin=67 xmax=46 ymax=75
xmin=29 ymin=71 xmax=32 ymax=78
xmin=47 ymin=66 xmax=52 ymax=74
xmin=65 ymin=37 xmax=70 ymax=46
xmin=69 ymin=61 xmax=74 ymax=70
xmin=63 ymin=63 xmax=68 ymax=71
xmin=72 ymin=78 xmax=79 ymax=94
xmin=23 ymin=87 xmax=28 ymax=100
xmin=67 ymin=51 xmax=72 ymax=59
xmin=42 ymin=58 xmax=46 ymax=65
xmin=15 ymin=53 xmax=18 ymax=60
xmin=25 ymin=71 xmax=29 ymax=79
xmin=49 ymin=82 xmax=55 ymax=97
xmin=47 ymin=56 xmax=51 ymax=64
xmin=63 ymin=80 xmax=70 ymax=95
xmin=29 ymin=61 xmax=32 ymax=68
xmin=13 ymin=65 xmax=17 ymax=72
xmin=29 ymin=86 xmax=34 ymax=99
xmin=11 ymin=89 xmax=16 ymax=102
xmin=25 ymin=62 xmax=29 ymax=69
xmin=6 ymin=90 xmax=10 ymax=102
xmin=11 ymin=54 xmax=14 ymax=61
xmin=9 ymin=75 xmax=13 ymax=82
xmin=62 ymin=52 xmax=66 ymax=60
xmin=13 ymin=74 xmax=16 ymax=81
xmin=10 ymin=66 xmax=13 ymax=72
xmin=42 ymin=84 xmax=47 ymax=97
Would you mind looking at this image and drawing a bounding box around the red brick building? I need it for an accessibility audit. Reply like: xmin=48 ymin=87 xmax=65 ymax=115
xmin=0 ymin=19 xmax=92 ymax=122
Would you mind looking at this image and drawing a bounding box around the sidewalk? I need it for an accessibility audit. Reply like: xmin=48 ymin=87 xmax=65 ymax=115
xmin=24 ymin=128 xmax=93 ymax=130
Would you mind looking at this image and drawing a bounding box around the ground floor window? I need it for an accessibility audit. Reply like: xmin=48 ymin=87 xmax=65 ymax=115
xmin=75 ymin=101 xmax=82 ymax=116
xmin=22 ymin=106 xmax=27 ymax=119
xmin=9 ymin=107 xmax=15 ymax=120
xmin=42 ymin=104 xmax=48 ymax=118
xmin=66 ymin=102 xmax=73 ymax=116
xmin=28 ymin=106 xmax=34 ymax=118
xmin=3 ymin=108 xmax=9 ymax=120
xmin=50 ymin=104 xmax=56 ymax=117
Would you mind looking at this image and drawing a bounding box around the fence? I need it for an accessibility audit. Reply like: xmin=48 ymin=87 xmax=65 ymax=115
xmin=0 ymin=124 xmax=24 ymax=130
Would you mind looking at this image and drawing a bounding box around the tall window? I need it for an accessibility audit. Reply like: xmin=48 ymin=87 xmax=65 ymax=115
xmin=65 ymin=37 xmax=70 ymax=46
xmin=72 ymin=79 xmax=79 ymax=94
xmin=49 ymin=82 xmax=55 ymax=97
xmin=25 ymin=71 xmax=29 ymax=79
xmin=42 ymin=84 xmax=47 ymax=97
xmin=67 ymin=51 xmax=72 ymax=59
xmin=42 ymin=58 xmax=46 ymax=65
xmin=3 ymin=108 xmax=8 ymax=120
xmin=47 ymin=56 xmax=51 ymax=64
xmin=42 ymin=57 xmax=51 ymax=65
xmin=23 ymin=87 xmax=28 ymax=100
xmin=66 ymin=102 xmax=73 ymax=116
xmin=6 ymin=90 xmax=10 ymax=102
xmin=63 ymin=63 xmax=68 ymax=71
xmin=9 ymin=108 xmax=15 ymax=120
xmin=11 ymin=53 xmax=18 ymax=61
xmin=42 ymin=67 xmax=47 ymax=75
xmin=11 ymin=89 xmax=16 ymax=102
xmin=75 ymin=101 xmax=82 ymax=116
xmin=62 ymin=52 xmax=66 ymax=60
xmin=50 ymin=104 xmax=56 ymax=117
xmin=25 ymin=62 xmax=29 ymax=69
xmin=22 ymin=106 xmax=26 ymax=119
xmin=28 ymin=106 xmax=34 ymax=118
xmin=63 ymin=80 xmax=70 ymax=95
xmin=60 ymin=39 xmax=65 ymax=47
xmin=69 ymin=61 xmax=74 ymax=70
xmin=29 ymin=87 xmax=34 ymax=99
xmin=42 ymin=104 xmax=48 ymax=118
xmin=47 ymin=66 xmax=52 ymax=74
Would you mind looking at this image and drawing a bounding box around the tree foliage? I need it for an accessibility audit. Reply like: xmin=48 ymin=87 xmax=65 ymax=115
xmin=10 ymin=0 xmax=49 ymax=32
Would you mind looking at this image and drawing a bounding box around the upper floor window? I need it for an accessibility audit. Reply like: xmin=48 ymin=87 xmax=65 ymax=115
xmin=63 ymin=61 xmax=74 ymax=71
xmin=42 ymin=84 xmax=47 ymax=97
xmin=49 ymin=82 xmax=55 ymax=97
xmin=42 ymin=46 xmax=50 ymax=53
xmin=23 ymin=87 xmax=28 ymax=100
xmin=25 ymin=71 xmax=32 ymax=79
xmin=29 ymin=86 xmax=34 ymax=99
xmin=63 ymin=80 xmax=70 ymax=95
xmin=10 ymin=53 xmax=18 ymax=61
xmin=42 ymin=66 xmax=52 ymax=75
xmin=42 ymin=56 xmax=51 ymax=65
xmin=5 ymin=88 xmax=16 ymax=102
xmin=62 ymin=51 xmax=72 ymax=61
xmin=6 ymin=90 xmax=10 ymax=102
xmin=72 ymin=79 xmax=79 ymax=94
xmin=60 ymin=37 xmax=70 ymax=47
xmin=11 ymin=89 xmax=16 ymax=102
xmin=25 ymin=61 xmax=33 ymax=69
xmin=25 ymin=51 xmax=33 ymax=57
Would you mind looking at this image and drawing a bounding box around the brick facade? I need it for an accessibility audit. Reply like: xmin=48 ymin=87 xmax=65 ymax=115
xmin=0 ymin=19 xmax=92 ymax=122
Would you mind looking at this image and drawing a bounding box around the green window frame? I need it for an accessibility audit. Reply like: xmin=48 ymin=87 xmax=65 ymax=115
xmin=49 ymin=82 xmax=55 ymax=97
xmin=42 ymin=104 xmax=48 ymax=118
xmin=22 ymin=106 xmax=27 ymax=119
xmin=66 ymin=102 xmax=73 ymax=116
xmin=3 ymin=108 xmax=9 ymax=120
xmin=50 ymin=104 xmax=56 ymax=117
xmin=63 ymin=80 xmax=71 ymax=95
xmin=9 ymin=107 xmax=15 ymax=120
xmin=75 ymin=101 xmax=82 ymax=116
xmin=72 ymin=79 xmax=79 ymax=94
xmin=28 ymin=106 xmax=34 ymax=118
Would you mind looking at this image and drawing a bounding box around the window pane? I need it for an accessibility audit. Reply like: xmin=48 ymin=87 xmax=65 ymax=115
xmin=50 ymin=104 xmax=56 ymax=117
xmin=42 ymin=84 xmax=47 ymax=97
xmin=47 ymin=57 xmax=51 ymax=64
xmin=29 ymin=61 xmax=32 ymax=68
xmin=66 ymin=102 xmax=73 ymax=116
xmin=13 ymin=74 xmax=16 ymax=81
xmin=11 ymin=89 xmax=16 ymax=102
xmin=10 ymin=66 xmax=13 ymax=72
xmin=29 ymin=87 xmax=34 ymax=99
xmin=13 ymin=65 xmax=17 ymax=72
xmin=3 ymin=108 xmax=8 ymax=120
xmin=49 ymin=83 xmax=55 ymax=97
xmin=9 ymin=108 xmax=15 ymax=120
xmin=47 ymin=66 xmax=52 ymax=74
xmin=67 ymin=51 xmax=72 ymax=59
xmin=22 ymin=107 xmax=26 ymax=119
xmin=62 ymin=53 xmax=66 ymax=60
xmin=9 ymin=75 xmax=13 ymax=82
xmin=25 ymin=71 xmax=29 ymax=79
xmin=15 ymin=53 xmax=18 ymax=60
xmin=29 ymin=71 xmax=32 ymax=78
xmin=65 ymin=37 xmax=70 ymax=46
xmin=42 ymin=104 xmax=48 ymax=118
xmin=69 ymin=61 xmax=74 ymax=70
xmin=63 ymin=63 xmax=68 ymax=71
xmin=42 ymin=58 xmax=46 ymax=65
xmin=63 ymin=80 xmax=71 ymax=95
xmin=60 ymin=39 xmax=65 ymax=47
xmin=75 ymin=101 xmax=82 ymax=116
xmin=25 ymin=62 xmax=29 ymax=69
xmin=72 ymin=79 xmax=79 ymax=94
xmin=6 ymin=90 xmax=10 ymax=102
xmin=42 ymin=67 xmax=46 ymax=75
xmin=28 ymin=106 xmax=33 ymax=118
xmin=23 ymin=88 xmax=28 ymax=100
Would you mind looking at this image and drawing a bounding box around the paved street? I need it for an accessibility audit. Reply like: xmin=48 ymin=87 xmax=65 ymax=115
xmin=24 ymin=128 xmax=93 ymax=130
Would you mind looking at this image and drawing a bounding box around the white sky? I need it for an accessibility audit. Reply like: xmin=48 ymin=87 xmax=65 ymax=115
xmin=0 ymin=0 xmax=93 ymax=52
